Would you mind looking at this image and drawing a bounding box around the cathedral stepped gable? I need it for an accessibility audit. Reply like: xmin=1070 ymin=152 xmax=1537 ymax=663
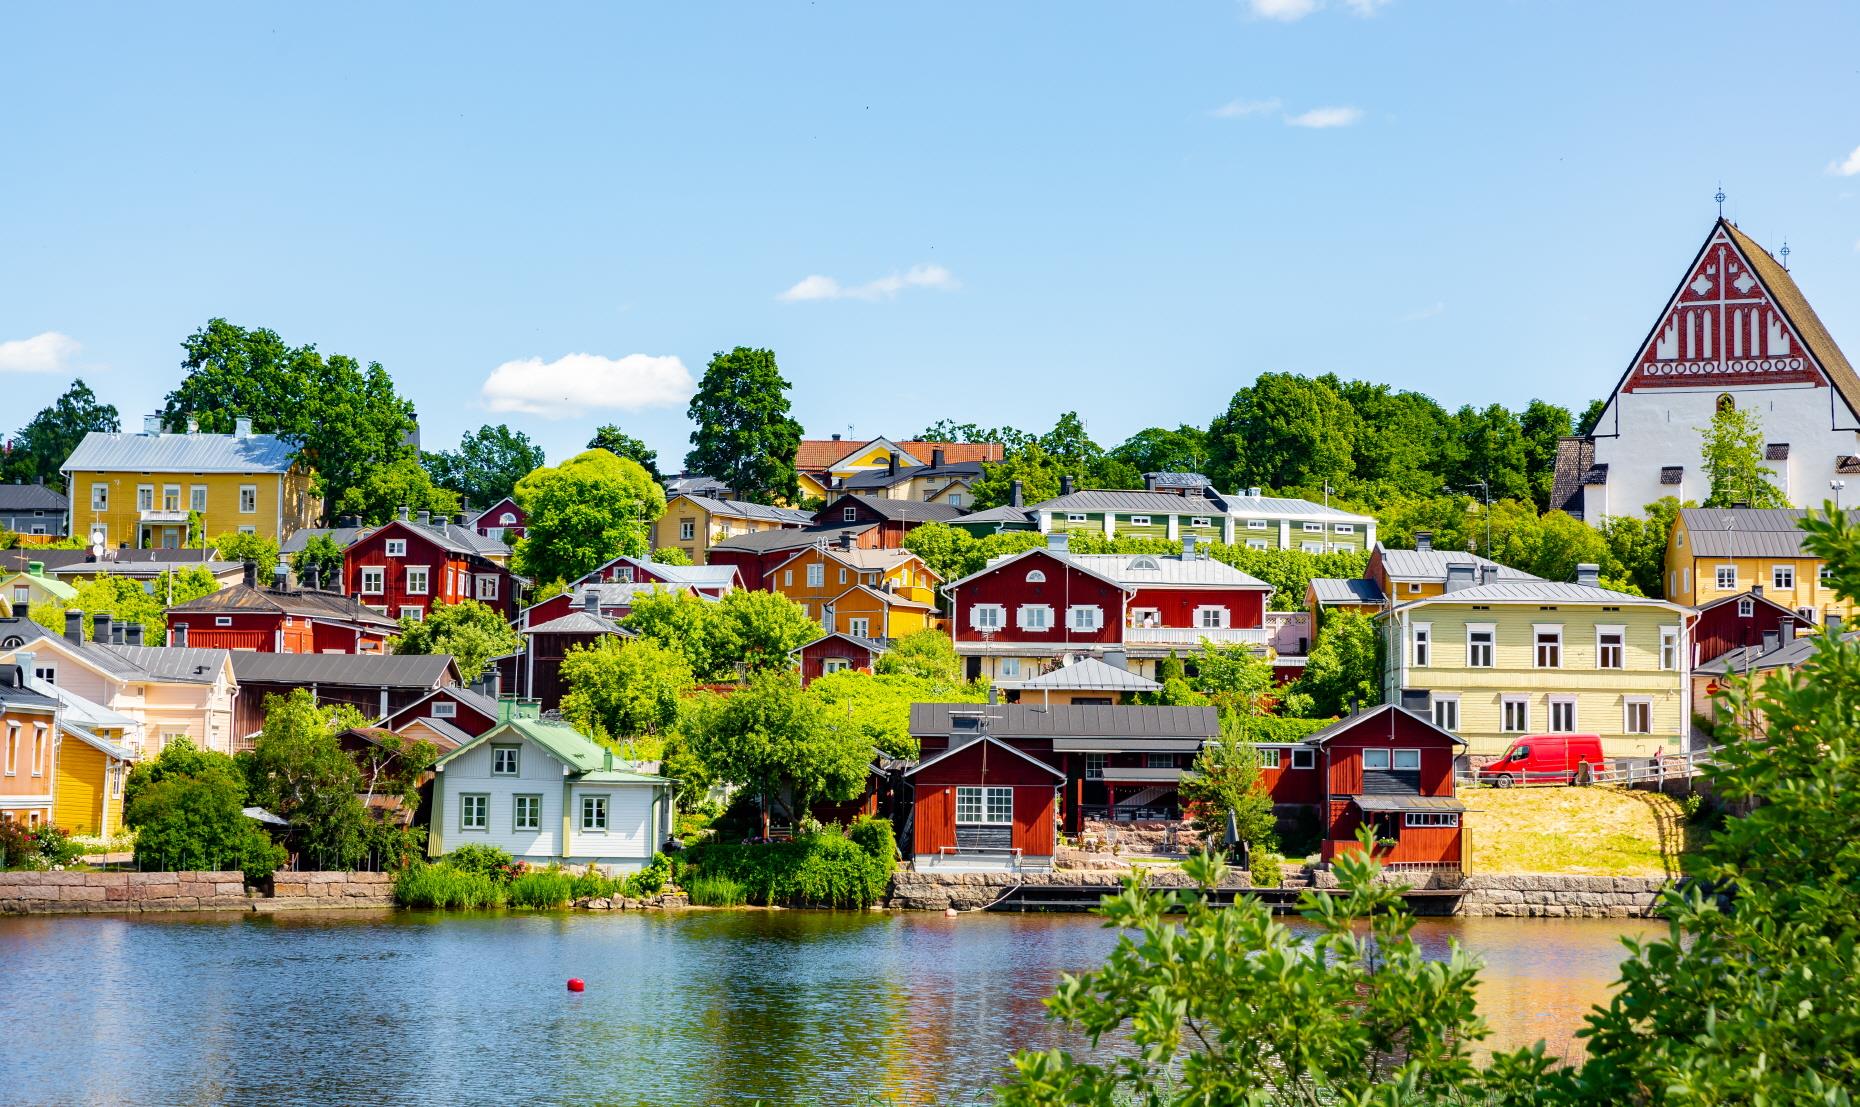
xmin=1616 ymin=217 xmax=1860 ymax=412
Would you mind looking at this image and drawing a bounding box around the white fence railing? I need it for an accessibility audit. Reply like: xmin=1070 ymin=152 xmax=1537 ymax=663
xmin=1459 ymin=747 xmax=1719 ymax=789
xmin=1124 ymin=627 xmax=1269 ymax=647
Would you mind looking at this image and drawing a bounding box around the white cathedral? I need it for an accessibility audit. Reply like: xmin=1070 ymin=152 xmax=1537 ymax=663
xmin=1551 ymin=217 xmax=1860 ymax=520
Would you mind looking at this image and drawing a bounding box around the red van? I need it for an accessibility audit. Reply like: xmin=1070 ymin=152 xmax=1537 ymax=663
xmin=1477 ymin=735 xmax=1606 ymax=787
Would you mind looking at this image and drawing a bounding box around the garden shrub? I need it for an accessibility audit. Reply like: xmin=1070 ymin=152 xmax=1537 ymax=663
xmin=443 ymin=843 xmax=518 ymax=883
xmin=126 ymin=738 xmax=285 ymax=881
xmin=1249 ymin=850 xmax=1284 ymax=889
xmin=621 ymin=852 xmax=674 ymax=898
xmin=846 ymin=815 xmax=897 ymax=864
xmin=683 ymin=828 xmax=891 ymax=908
xmin=0 ymin=822 xmax=85 ymax=871
xmin=569 ymin=866 xmax=626 ymax=900
xmin=394 ymin=862 xmax=507 ymax=909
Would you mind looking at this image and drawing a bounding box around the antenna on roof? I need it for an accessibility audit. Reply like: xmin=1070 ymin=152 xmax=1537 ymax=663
xmin=1714 ymin=184 xmax=1725 ymax=218
xmin=1780 ymin=240 xmax=1791 ymax=271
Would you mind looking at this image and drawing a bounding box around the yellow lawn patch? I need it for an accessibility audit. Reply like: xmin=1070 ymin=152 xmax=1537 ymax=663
xmin=1461 ymin=785 xmax=1704 ymax=877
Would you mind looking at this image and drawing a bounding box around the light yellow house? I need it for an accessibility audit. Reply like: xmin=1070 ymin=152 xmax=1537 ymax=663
xmin=1665 ymin=507 xmax=1858 ymax=625
xmin=651 ymin=495 xmax=814 ymax=565
xmin=766 ymin=545 xmax=942 ymax=638
xmin=793 ymin=437 xmax=1005 ymax=502
xmin=1381 ymin=565 xmax=1691 ymax=760
xmin=2 ymin=632 xmax=237 ymax=757
xmin=0 ymin=561 xmax=77 ymax=611
xmin=60 ymin=417 xmax=321 ymax=550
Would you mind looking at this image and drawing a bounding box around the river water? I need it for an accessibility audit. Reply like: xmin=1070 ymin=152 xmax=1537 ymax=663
xmin=0 ymin=908 xmax=1658 ymax=1106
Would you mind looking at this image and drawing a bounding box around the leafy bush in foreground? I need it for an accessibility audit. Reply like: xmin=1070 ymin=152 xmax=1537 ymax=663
xmin=682 ymin=825 xmax=893 ymax=909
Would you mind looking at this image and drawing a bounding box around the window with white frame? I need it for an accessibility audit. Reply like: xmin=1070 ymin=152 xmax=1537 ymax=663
xmin=806 ymin=563 xmax=824 ymax=588
xmin=91 ymin=483 xmax=108 ymax=511
xmin=1247 ymin=539 xmax=1268 ymax=550
xmin=1773 ymin=565 xmax=1795 ymax=590
xmin=405 ymin=567 xmax=429 ymax=595
xmin=1406 ymin=812 xmax=1459 ymax=828
xmin=1026 ymin=569 xmax=1046 ymax=583
xmin=431 ymin=701 xmax=457 ymax=718
xmin=1660 ymin=626 xmax=1679 ymax=670
xmin=1624 ymin=698 xmax=1652 ymax=734
xmin=949 ymin=494 xmax=964 ymax=507
xmin=400 ymin=606 xmax=423 ymax=622
xmin=4 ymin=724 xmax=15 ymax=774
xmin=476 ymin=574 xmax=498 ymax=601
xmin=1196 ymin=606 xmax=1229 ymax=629
xmin=1301 ymin=541 xmax=1324 ymax=553
xmin=1259 ymin=747 xmax=1282 ymax=769
xmin=1549 ymin=696 xmax=1577 ymax=732
xmin=1535 ymin=625 xmax=1563 ymax=668
xmin=360 ymin=566 xmax=385 ymax=594
xmin=513 ymin=795 xmax=540 ymax=831
xmin=1411 ymin=623 xmax=1431 ymax=667
xmin=1190 ymin=516 xmax=1212 ymax=528
xmin=782 ymin=570 xmax=793 ymax=587
xmin=491 ymin=746 xmax=520 ymax=775
xmin=162 ymin=485 xmax=180 ymax=511
xmin=1246 ymin=519 xmax=1268 ymax=530
xmin=1084 ymin=753 xmax=1105 ymax=779
xmin=1715 ymin=565 xmax=1737 ymax=590
xmin=838 ymin=567 xmax=848 ymax=585
xmin=955 ymin=786 xmax=1013 ymax=824
xmin=1466 ymin=624 xmax=1495 ymax=667
xmin=386 ymin=539 xmax=406 ymax=557
xmin=843 ymin=506 xmax=858 ymax=522
xmin=190 ymin=485 xmax=208 ymax=511
xmin=239 ymin=485 xmax=257 ymax=513
xmin=135 ymin=484 xmax=153 ymax=511
xmin=1302 ymin=522 xmax=1324 ymax=533
xmin=1393 ymin=748 xmax=1420 ymax=771
xmin=1291 ymin=748 xmax=1314 ymax=769
xmin=1737 ymin=597 xmax=1754 ymax=617
xmin=1361 ymin=748 xmax=1391 ymax=771
xmin=1501 ymin=696 xmax=1530 ymax=733
xmin=580 ymin=794 xmax=608 ymax=831
xmin=998 ymin=657 xmax=1022 ymax=678
xmin=971 ymin=604 xmax=1005 ymax=631
xmin=679 ymin=520 xmax=695 ymax=541
xmin=214 ymin=616 xmax=232 ymax=627
xmin=1068 ymin=605 xmax=1102 ymax=631
xmin=1129 ymin=515 xmax=1151 ymax=526
xmin=460 ymin=794 xmax=488 ymax=830
xmin=1431 ymin=696 xmax=1458 ymax=731
xmin=822 ymin=658 xmax=850 ymax=674
xmin=847 ymin=617 xmax=870 ymax=638
xmin=1018 ymin=604 xmax=1053 ymax=631
xmin=1820 ymin=565 xmax=1835 ymax=585
xmin=1595 ymin=626 xmax=1625 ymax=669
xmin=1334 ymin=524 xmax=1355 ymax=534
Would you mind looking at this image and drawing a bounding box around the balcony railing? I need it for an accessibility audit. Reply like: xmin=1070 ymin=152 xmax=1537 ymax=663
xmin=1123 ymin=626 xmax=1268 ymax=646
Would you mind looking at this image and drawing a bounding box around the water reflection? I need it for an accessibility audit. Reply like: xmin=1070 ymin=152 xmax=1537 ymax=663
xmin=0 ymin=909 xmax=1658 ymax=1106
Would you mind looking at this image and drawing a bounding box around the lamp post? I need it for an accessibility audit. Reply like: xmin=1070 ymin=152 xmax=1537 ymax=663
xmin=1833 ymin=480 xmax=1846 ymax=511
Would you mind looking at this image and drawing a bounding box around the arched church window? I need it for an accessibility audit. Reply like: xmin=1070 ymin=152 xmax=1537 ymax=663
xmin=1716 ymin=394 xmax=1735 ymax=414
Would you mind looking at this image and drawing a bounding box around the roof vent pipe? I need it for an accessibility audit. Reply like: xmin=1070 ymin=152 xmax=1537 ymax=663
xmin=125 ymin=623 xmax=144 ymax=646
xmin=64 ymin=609 xmax=84 ymax=644
xmin=1574 ymin=563 xmax=1600 ymax=588
xmin=235 ymin=417 xmax=253 ymax=437
xmin=1414 ymin=530 xmax=1433 ymax=552
xmin=398 ymin=505 xmax=410 ymax=522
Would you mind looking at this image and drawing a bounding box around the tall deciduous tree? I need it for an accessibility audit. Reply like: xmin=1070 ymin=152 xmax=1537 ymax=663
xmin=1177 ymin=719 xmax=1276 ymax=849
xmin=684 ymin=347 xmax=803 ymax=504
xmin=390 ymin=599 xmax=523 ymax=681
xmin=512 ymin=449 xmax=664 ymax=585
xmin=560 ymin=637 xmax=694 ymax=749
xmin=1698 ymin=403 xmax=1787 ymax=508
xmin=1519 ymin=398 xmax=1574 ymax=512
xmin=423 ymin=424 xmax=545 ymax=508
xmin=1207 ymin=372 xmax=1361 ymax=493
xmin=1447 ymin=402 xmax=1533 ymax=504
xmin=1109 ymin=425 xmax=1210 ymax=478
xmin=587 ymin=425 xmax=661 ymax=482
xmin=334 ymin=456 xmax=461 ymax=524
xmin=687 ymin=670 xmax=869 ymax=835
xmin=290 ymin=533 xmax=347 ymax=589
xmin=3 ymin=379 xmax=120 ymax=489
xmin=242 ymin=690 xmax=371 ymax=870
xmin=161 ymin=319 xmax=421 ymax=520
xmin=1330 ymin=378 xmax=1452 ymax=497
xmin=1285 ymin=611 xmax=1382 ymax=718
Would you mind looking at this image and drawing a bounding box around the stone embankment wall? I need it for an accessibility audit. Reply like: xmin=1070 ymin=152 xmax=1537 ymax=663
xmin=0 ymin=870 xmax=397 ymax=915
xmin=1455 ymin=874 xmax=1666 ymax=918
xmin=890 ymin=868 xmax=1250 ymax=912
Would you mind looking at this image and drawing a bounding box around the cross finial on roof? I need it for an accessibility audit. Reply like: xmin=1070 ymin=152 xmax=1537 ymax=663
xmin=1780 ymin=239 xmax=1791 ymax=270
xmin=1715 ymin=184 xmax=1725 ymax=217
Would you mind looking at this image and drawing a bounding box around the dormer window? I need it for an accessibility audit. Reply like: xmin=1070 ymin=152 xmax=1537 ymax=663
xmin=1128 ymin=556 xmax=1160 ymax=571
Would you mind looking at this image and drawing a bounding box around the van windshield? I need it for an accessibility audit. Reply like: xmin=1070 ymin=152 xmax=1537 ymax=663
xmin=1509 ymin=745 xmax=1531 ymax=762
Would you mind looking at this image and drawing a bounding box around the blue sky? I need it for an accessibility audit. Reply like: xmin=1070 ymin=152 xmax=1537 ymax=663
xmin=4 ymin=2 xmax=1860 ymax=470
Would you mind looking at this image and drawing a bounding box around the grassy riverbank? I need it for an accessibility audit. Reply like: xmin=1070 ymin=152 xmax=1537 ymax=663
xmin=1462 ymin=785 xmax=1704 ymax=877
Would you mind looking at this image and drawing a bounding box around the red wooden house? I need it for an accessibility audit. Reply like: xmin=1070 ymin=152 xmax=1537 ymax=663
xmin=1303 ymin=705 xmax=1465 ymax=869
xmin=229 ymin=652 xmax=462 ymax=741
xmin=502 ymin=594 xmax=632 ymax=711
xmin=378 ymin=684 xmax=503 ymax=743
xmin=572 ymin=554 xmax=739 ymax=598
xmin=343 ymin=515 xmax=520 ymax=626
xmin=166 ymin=569 xmax=399 ymax=654
xmin=705 ymin=524 xmax=879 ymax=590
xmin=903 ymin=733 xmax=1064 ymax=871
xmin=1691 ymin=588 xmax=1809 ymax=667
xmin=517 ymin=581 xmax=703 ymax=630
xmin=792 ymin=631 xmax=887 ymax=685
xmin=813 ymin=493 xmax=966 ymax=549
xmin=468 ymin=497 xmax=527 ymax=543
xmin=942 ymin=536 xmax=1133 ymax=683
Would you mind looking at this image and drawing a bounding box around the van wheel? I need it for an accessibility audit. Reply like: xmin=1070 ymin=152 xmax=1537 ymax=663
xmin=1494 ymin=774 xmax=1514 ymax=789
xmin=1574 ymin=763 xmax=1594 ymax=786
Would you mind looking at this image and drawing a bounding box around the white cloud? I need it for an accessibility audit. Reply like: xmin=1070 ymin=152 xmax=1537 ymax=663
xmin=777 ymin=263 xmax=959 ymax=303
xmin=1210 ymin=97 xmax=1282 ymax=118
xmin=480 ymin=352 xmax=695 ymax=418
xmin=1830 ymin=144 xmax=1860 ymax=176
xmin=1285 ymin=106 xmax=1364 ymax=128
xmin=1248 ymin=0 xmax=1320 ymax=20
xmin=0 ymin=331 xmax=79 ymax=373
xmin=1341 ymin=0 xmax=1391 ymax=14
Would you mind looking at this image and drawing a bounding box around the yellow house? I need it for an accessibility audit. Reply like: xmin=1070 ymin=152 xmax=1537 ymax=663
xmin=3 ymin=633 xmax=238 ymax=757
xmin=0 ymin=561 xmax=77 ymax=611
xmin=60 ymin=417 xmax=321 ymax=550
xmin=1382 ymin=565 xmax=1691 ymax=760
xmin=766 ymin=545 xmax=942 ymax=638
xmin=651 ymin=495 xmax=814 ymax=565
xmin=1309 ymin=537 xmax=1541 ymax=625
xmin=1666 ymin=507 xmax=1858 ymax=625
xmin=54 ymin=723 xmax=135 ymax=837
xmin=793 ymin=437 xmax=1005 ymax=502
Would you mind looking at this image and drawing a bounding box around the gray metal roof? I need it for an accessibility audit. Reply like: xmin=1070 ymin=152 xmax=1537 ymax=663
xmin=280 ymin=526 xmax=376 ymax=554
xmin=680 ymin=496 xmax=815 ymax=525
xmin=1301 ymin=704 xmax=1466 ymax=748
xmin=1015 ymin=657 xmax=1161 ymax=692
xmin=1309 ymin=577 xmax=1387 ymax=604
xmin=61 ymin=430 xmax=299 ymax=474
xmin=99 ymin=645 xmax=232 ymax=684
xmin=909 ymin=702 xmax=1219 ymax=740
xmin=1396 ymin=579 xmax=1662 ymax=608
xmin=0 ymin=484 xmax=68 ymax=511
xmin=527 ymin=611 xmax=631 ymax=636
xmin=1353 ymin=795 xmax=1466 ymax=813
xmin=0 ymin=669 xmax=59 ymax=710
xmin=1222 ymin=495 xmax=1374 ymax=522
xmin=1038 ymin=489 xmax=1233 ymax=515
xmin=710 ymin=524 xmax=875 ymax=554
xmin=955 ymin=505 xmax=1035 ymax=527
xmin=1678 ymin=508 xmax=1833 ymax=559
xmin=1072 ymin=553 xmax=1270 ymax=590
xmin=1375 ymin=547 xmax=1540 ymax=583
xmin=840 ymin=461 xmax=983 ymax=490
xmin=1694 ymin=630 xmax=1850 ymax=675
xmin=230 ymin=651 xmax=459 ymax=688
xmin=823 ymin=494 xmax=967 ymax=523
xmin=793 ymin=631 xmax=890 ymax=655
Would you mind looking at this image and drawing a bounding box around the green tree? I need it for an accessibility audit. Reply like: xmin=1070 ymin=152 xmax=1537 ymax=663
xmin=291 ymin=533 xmax=347 ymax=589
xmin=1520 ymin=398 xmax=1574 ymax=512
xmin=687 ymin=670 xmax=870 ymax=835
xmin=1038 ymin=411 xmax=1138 ymax=489
xmin=2 ymin=379 xmax=119 ymax=489
xmin=162 ymin=318 xmax=421 ymax=521
xmin=241 ymin=690 xmax=370 ymax=870
xmin=1698 ymin=403 xmax=1787 ymax=508
xmin=621 ymin=589 xmax=719 ymax=682
xmin=1177 ymin=718 xmax=1277 ymax=850
xmin=125 ymin=739 xmax=285 ymax=879
xmin=513 ymin=449 xmax=664 ymax=585
xmin=31 ymin=567 xmax=219 ymax=642
xmin=422 ymin=424 xmax=545 ymax=508
xmin=706 ymin=588 xmax=822 ymax=680
xmin=970 ymin=442 xmax=1065 ymax=510
xmin=1190 ymin=640 xmax=1276 ymax=716
xmin=1447 ymin=402 xmax=1533 ymax=504
xmin=1601 ymin=496 xmax=1685 ymax=598
xmin=1108 ymin=424 xmax=1210 ymax=478
xmin=390 ymin=599 xmax=523 ymax=681
xmin=874 ymin=628 xmax=964 ymax=684
xmin=1286 ymin=611 xmax=1381 ymax=717
xmin=900 ymin=521 xmax=978 ymax=582
xmin=1493 ymin=510 xmax=1629 ymax=590
xmin=211 ymin=530 xmax=281 ymax=570
xmin=1577 ymin=396 xmax=1609 ymax=436
xmin=1207 ymin=372 xmax=1361 ymax=493
xmin=560 ymin=637 xmax=694 ymax=750
xmin=918 ymin=420 xmax=1032 ymax=452
xmin=334 ymin=455 xmax=462 ymax=524
xmin=651 ymin=545 xmax=691 ymax=566
xmin=684 ymin=346 xmax=803 ymax=504
xmin=588 ymin=425 xmax=661 ymax=482
xmin=1331 ymin=378 xmax=1452 ymax=498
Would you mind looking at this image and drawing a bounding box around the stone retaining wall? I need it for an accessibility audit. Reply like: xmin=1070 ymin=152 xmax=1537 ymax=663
xmin=0 ymin=871 xmax=250 ymax=915
xmin=1455 ymin=874 xmax=1667 ymax=918
xmin=890 ymin=868 xmax=1250 ymax=912
xmin=264 ymin=871 xmax=396 ymax=910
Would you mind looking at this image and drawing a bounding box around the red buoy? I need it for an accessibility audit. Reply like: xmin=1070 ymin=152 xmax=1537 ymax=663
xmin=567 ymin=978 xmax=586 ymax=993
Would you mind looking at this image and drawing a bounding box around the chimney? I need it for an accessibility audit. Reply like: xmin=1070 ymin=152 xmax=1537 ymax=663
xmin=126 ymin=623 xmax=144 ymax=646
xmin=1010 ymin=480 xmax=1023 ymax=508
xmin=1444 ymin=563 xmax=1476 ymax=592
xmin=27 ymin=560 xmax=44 ymax=578
xmin=143 ymin=415 xmax=162 ymax=435
xmin=305 ymin=564 xmax=321 ymax=592
xmin=887 ymin=452 xmax=899 ymax=477
xmin=1144 ymin=473 xmax=1160 ymax=491
xmin=1828 ymin=613 xmax=1844 ymax=635
xmin=95 ymin=613 xmax=114 ymax=643
xmin=1182 ymin=533 xmax=1198 ymax=560
xmin=1104 ymin=650 xmax=1128 ymax=671
xmin=272 ymin=562 xmax=289 ymax=591
xmin=932 ymin=447 xmax=946 ymax=468
xmin=242 ymin=561 xmax=258 ymax=588
xmin=398 ymin=506 xmax=410 ymax=522
xmin=1247 ymin=487 xmax=1262 ymax=498
xmin=1761 ymin=629 xmax=1781 ymax=655
xmin=1480 ymin=564 xmax=1499 ymax=587
xmin=235 ymin=417 xmax=253 ymax=437
xmin=583 ymin=591 xmax=599 ymax=615
xmin=1046 ymin=531 xmax=1070 ymax=554
xmin=1751 ymin=583 xmax=1763 ymax=598
xmin=15 ymin=651 xmax=34 ymax=688
xmin=418 ymin=510 xmax=431 ymax=526
xmin=837 ymin=532 xmax=856 ymax=550
xmin=831 ymin=433 xmax=842 ymax=441
xmin=1060 ymin=475 xmax=1075 ymax=496
xmin=1574 ymin=563 xmax=1600 ymax=588
xmin=9 ymin=602 xmax=25 ymax=619
xmin=1414 ymin=530 xmax=1433 ymax=552
xmin=186 ymin=416 xmax=199 ymax=434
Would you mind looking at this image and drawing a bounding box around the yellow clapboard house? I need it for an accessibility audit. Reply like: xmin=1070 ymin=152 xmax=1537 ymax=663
xmin=1665 ymin=507 xmax=1859 ymax=625
xmin=766 ymin=544 xmax=942 ymax=639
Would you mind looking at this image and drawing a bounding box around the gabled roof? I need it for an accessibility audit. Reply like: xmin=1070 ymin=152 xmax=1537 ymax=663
xmin=955 ymin=505 xmax=1035 ymax=528
xmin=62 ymin=430 xmax=300 ymax=474
xmin=1037 ymin=488 xmax=1232 ymax=515
xmin=796 ymin=437 xmax=1004 ymax=473
xmin=167 ymin=584 xmax=399 ymax=629
xmin=1375 ymin=546 xmax=1539 ymax=584
xmin=385 ymin=683 xmax=502 ymax=726
xmin=840 ymin=461 xmax=986 ymax=491
xmin=909 ymin=702 xmax=1220 ymax=740
xmin=435 ymin=714 xmax=668 ymax=782
xmin=102 ymin=645 xmax=234 ymax=684
xmin=1695 ymin=588 xmax=1805 ymax=619
xmin=572 ymin=554 xmax=740 ymax=590
xmin=0 ymin=668 xmax=59 ymax=711
xmin=61 ymin=721 xmax=138 ymax=761
xmin=902 ymin=733 xmax=1066 ymax=780
xmin=1072 ymin=553 xmax=1270 ymax=590
xmin=677 ymin=495 xmax=815 ymax=525
xmin=829 ymin=583 xmax=935 ymax=612
xmin=1390 ymin=579 xmax=1681 ymax=611
xmin=1015 ymin=657 xmax=1161 ymax=693
xmin=527 ymin=610 xmax=632 ymax=636
xmin=790 ymin=631 xmax=890 ymax=657
xmin=396 ymin=716 xmax=471 ymax=751
xmin=230 ymin=651 xmax=459 ymax=689
xmin=1695 ymin=630 xmax=1852 ymax=676
xmin=1309 ymin=577 xmax=1387 ymax=605
xmin=820 ymin=494 xmax=966 ymax=524
xmin=940 ymin=545 xmax=1135 ymax=596
xmin=709 ymin=524 xmax=876 ymax=555
xmin=0 ymin=484 xmax=68 ymax=511
xmin=280 ymin=525 xmax=377 ymax=554
xmin=1676 ymin=507 xmax=1837 ymax=559
xmin=1301 ymin=704 xmax=1467 ymax=748
xmin=766 ymin=543 xmax=934 ymax=582
xmin=1221 ymin=494 xmax=1375 ymax=522
xmin=0 ymin=569 xmax=77 ymax=602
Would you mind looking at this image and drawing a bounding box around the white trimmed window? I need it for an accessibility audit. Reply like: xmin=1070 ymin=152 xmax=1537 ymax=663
xmin=1084 ymin=753 xmax=1105 ymax=779
xmin=476 ymin=574 xmax=499 ymax=601
xmin=190 ymin=485 xmax=208 ymax=511
xmin=1660 ymin=626 xmax=1679 ymax=671
xmin=843 ymin=506 xmax=858 ymax=522
xmin=1246 ymin=539 xmax=1268 ymax=551
xmin=386 ymin=539 xmax=406 ymax=557
xmin=405 ymin=567 xmax=429 ymax=595
xmin=971 ymin=604 xmax=1005 ymax=631
xmin=1737 ymin=597 xmax=1754 ymax=617
xmin=1018 ymin=604 xmax=1054 ymax=631
xmin=847 ymin=617 xmax=870 ymax=638
xmin=1624 ymin=697 xmax=1652 ymax=734
xmin=782 ymin=570 xmax=793 ymax=587
xmin=1393 ymin=748 xmax=1420 ymax=771
xmin=679 ymin=520 xmax=695 ymax=540
xmin=1773 ymin=565 xmax=1795 ymax=590
xmin=460 ymin=794 xmax=488 ymax=831
xmin=1549 ymin=696 xmax=1577 ymax=732
xmin=1466 ymin=624 xmax=1495 ymax=668
xmin=1259 ymin=747 xmax=1282 ymax=769
xmin=1196 ymin=606 xmax=1229 ymax=629
xmin=137 ymin=485 xmax=153 ymax=511
xmin=400 ymin=606 xmax=423 ymax=622
xmin=1411 ymin=623 xmax=1431 ymax=667
xmin=580 ymin=794 xmax=608 ymax=832
xmin=360 ymin=566 xmax=385 ymax=595
xmin=1820 ymin=565 xmax=1835 ymax=585
xmin=1535 ymin=625 xmax=1563 ymax=668
xmin=1068 ymin=605 xmax=1102 ymax=631
xmin=1406 ymin=812 xmax=1459 ymax=828
xmin=1431 ymin=696 xmax=1458 ymax=731
xmin=998 ymin=657 xmax=1022 ymax=678
xmin=1715 ymin=565 xmax=1737 ymax=590
xmin=1291 ymin=748 xmax=1314 ymax=770
xmin=1595 ymin=626 xmax=1625 ymax=669
xmin=214 ymin=616 xmax=232 ymax=627
xmin=1066 ymin=513 xmax=1089 ymax=524
xmin=1246 ymin=519 xmax=1268 ymax=530
xmin=239 ymin=485 xmax=257 ymax=513
xmin=1129 ymin=516 xmax=1151 ymax=526
xmin=1334 ymin=524 xmax=1355 ymax=534
xmin=955 ymin=786 xmax=1013 ymax=824
xmin=1362 ymin=748 xmax=1391 ymax=771
xmin=806 ymin=563 xmax=824 ymax=588
xmin=1302 ymin=522 xmax=1324 ymax=533
xmin=1026 ymin=569 xmax=1046 ymax=583
xmin=1190 ymin=517 xmax=1212 ymax=528
xmin=91 ymin=483 xmax=108 ymax=511
xmin=513 ymin=795 xmax=541 ymax=832
xmin=491 ymin=746 xmax=520 ymax=775
xmin=1501 ymin=696 xmax=1529 ymax=733
xmin=1301 ymin=541 xmax=1324 ymax=553
xmin=822 ymin=658 xmax=850 ymax=674
xmin=431 ymin=701 xmax=457 ymax=718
